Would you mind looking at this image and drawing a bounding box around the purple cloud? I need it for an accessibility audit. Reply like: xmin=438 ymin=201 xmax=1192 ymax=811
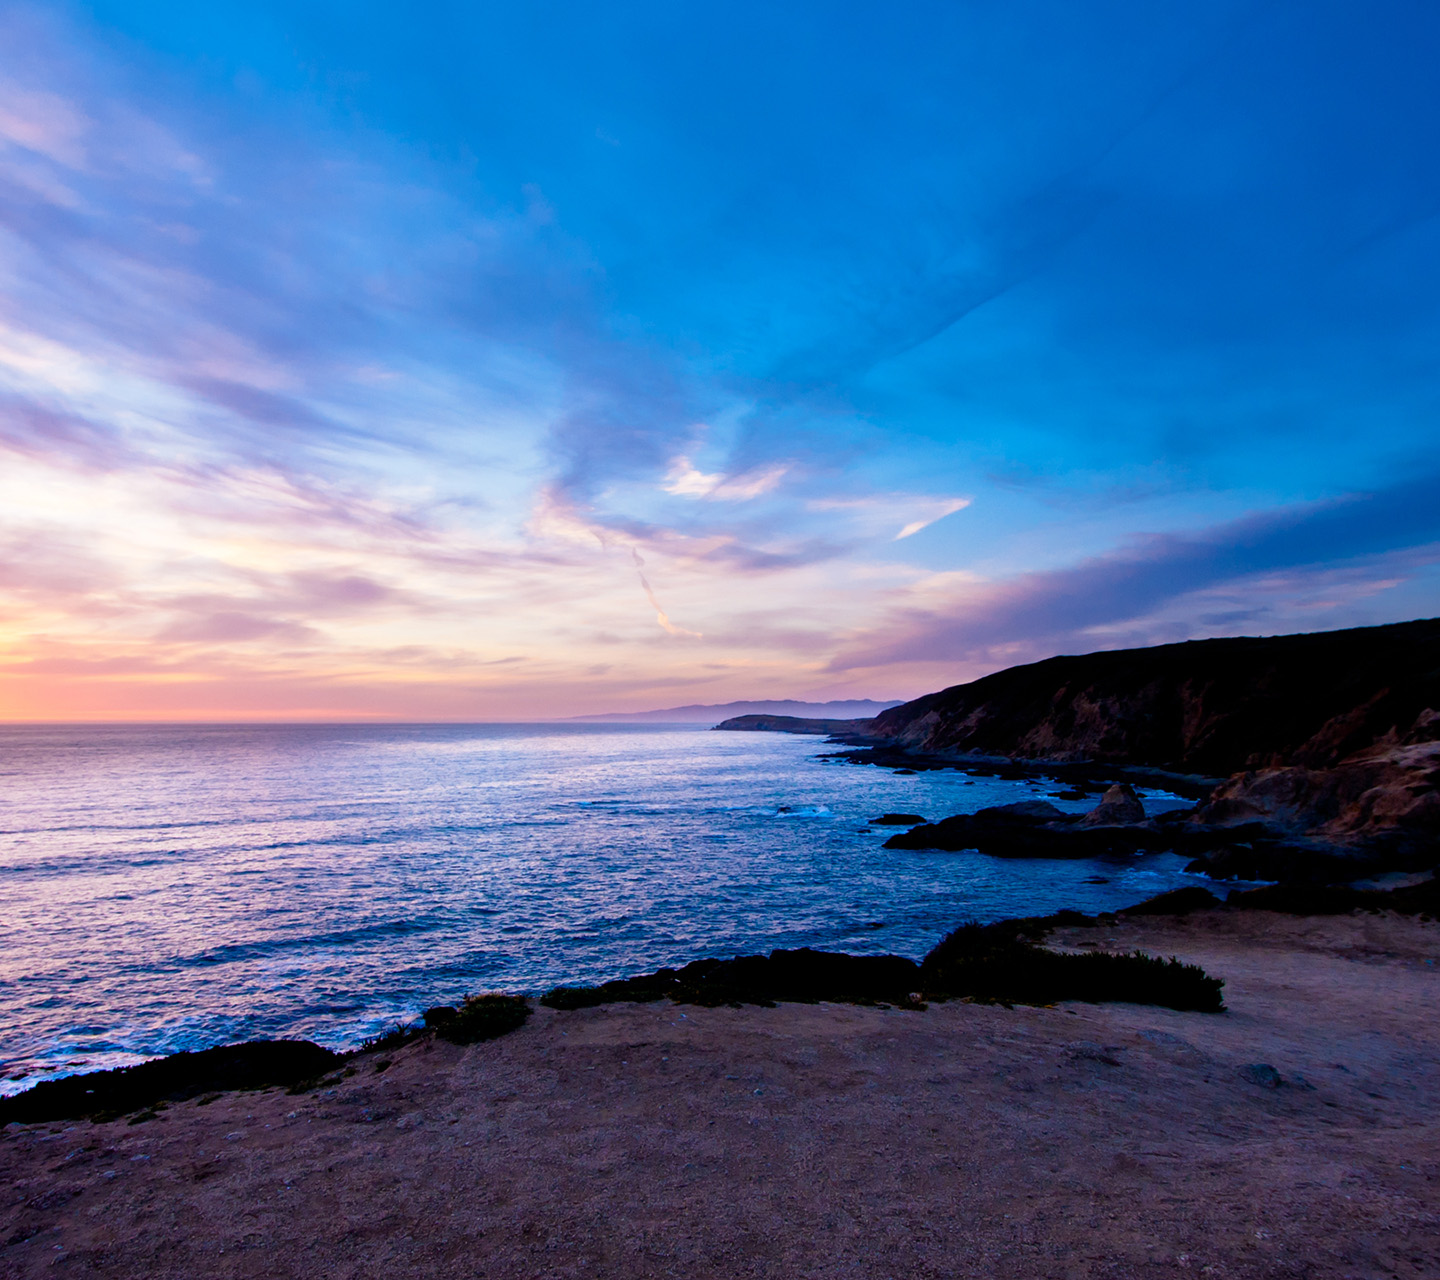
xmin=155 ymin=611 xmax=321 ymax=646
xmin=830 ymin=471 xmax=1440 ymax=671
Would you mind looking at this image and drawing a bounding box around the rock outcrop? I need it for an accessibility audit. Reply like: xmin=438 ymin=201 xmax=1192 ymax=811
xmin=1078 ymin=783 xmax=1146 ymax=826
xmin=1194 ymin=715 xmax=1440 ymax=856
xmin=861 ymin=619 xmax=1440 ymax=875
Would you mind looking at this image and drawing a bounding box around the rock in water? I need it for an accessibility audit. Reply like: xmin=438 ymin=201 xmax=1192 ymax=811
xmin=994 ymin=800 xmax=1068 ymax=821
xmin=1080 ymin=783 xmax=1147 ymax=826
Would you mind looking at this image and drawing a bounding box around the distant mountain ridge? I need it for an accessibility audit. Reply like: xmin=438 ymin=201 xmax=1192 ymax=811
xmin=568 ymin=699 xmax=903 ymax=725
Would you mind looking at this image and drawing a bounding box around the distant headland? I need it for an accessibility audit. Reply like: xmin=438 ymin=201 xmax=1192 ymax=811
xmin=567 ymin=698 xmax=903 ymax=725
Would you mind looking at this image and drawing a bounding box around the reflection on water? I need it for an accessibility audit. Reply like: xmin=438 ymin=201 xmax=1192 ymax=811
xmin=0 ymin=722 xmax=1208 ymax=1092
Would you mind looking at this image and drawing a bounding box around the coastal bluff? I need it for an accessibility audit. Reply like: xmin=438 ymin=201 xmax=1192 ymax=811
xmin=867 ymin=617 xmax=1440 ymax=774
xmin=4 ymin=909 xmax=1436 ymax=1278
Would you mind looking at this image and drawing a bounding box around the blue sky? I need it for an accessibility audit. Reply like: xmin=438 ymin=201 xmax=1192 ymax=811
xmin=1 ymin=1 xmax=1438 ymax=717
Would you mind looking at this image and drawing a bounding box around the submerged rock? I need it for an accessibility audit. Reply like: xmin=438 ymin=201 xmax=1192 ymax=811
xmin=871 ymin=812 xmax=928 ymax=825
xmin=882 ymin=799 xmax=1155 ymax=858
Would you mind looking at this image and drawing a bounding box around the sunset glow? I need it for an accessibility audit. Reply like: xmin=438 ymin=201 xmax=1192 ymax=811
xmin=3 ymin=2 xmax=1439 ymax=719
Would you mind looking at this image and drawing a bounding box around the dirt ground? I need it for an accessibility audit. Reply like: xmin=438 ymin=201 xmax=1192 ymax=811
xmin=3 ymin=910 xmax=1438 ymax=1279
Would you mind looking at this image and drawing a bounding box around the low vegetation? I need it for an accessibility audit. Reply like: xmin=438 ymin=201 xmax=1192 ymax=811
xmin=1225 ymin=878 xmax=1438 ymax=917
xmin=543 ymin=948 xmax=924 ymax=1011
xmin=424 ymin=993 xmax=532 ymax=1044
xmin=542 ymin=936 xmax=1225 ymax=1014
xmin=918 ymin=921 xmax=1225 ymax=1012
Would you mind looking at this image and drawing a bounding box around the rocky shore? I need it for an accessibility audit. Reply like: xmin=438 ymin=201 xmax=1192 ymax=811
xmin=720 ymin=618 xmax=1440 ymax=883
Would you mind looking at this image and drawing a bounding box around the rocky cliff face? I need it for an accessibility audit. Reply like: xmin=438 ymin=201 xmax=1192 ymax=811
xmin=868 ymin=619 xmax=1440 ymax=865
xmin=1197 ymin=715 xmax=1440 ymax=847
xmin=869 ymin=618 xmax=1440 ymax=777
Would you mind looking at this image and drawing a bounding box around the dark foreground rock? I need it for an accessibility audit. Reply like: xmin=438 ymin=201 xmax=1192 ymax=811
xmin=0 ymin=1039 xmax=341 ymax=1126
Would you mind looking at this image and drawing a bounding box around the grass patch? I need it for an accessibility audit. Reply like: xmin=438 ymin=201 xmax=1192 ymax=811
xmin=360 ymin=1022 xmax=426 ymax=1054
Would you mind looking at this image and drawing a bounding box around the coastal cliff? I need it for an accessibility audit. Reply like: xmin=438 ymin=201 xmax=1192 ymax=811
xmin=864 ymin=619 xmax=1440 ymax=865
xmin=721 ymin=620 xmax=1440 ymax=875
xmin=867 ymin=618 xmax=1440 ymax=775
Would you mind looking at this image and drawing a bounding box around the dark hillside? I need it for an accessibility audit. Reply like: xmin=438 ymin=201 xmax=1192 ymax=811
xmin=869 ymin=618 xmax=1440 ymax=774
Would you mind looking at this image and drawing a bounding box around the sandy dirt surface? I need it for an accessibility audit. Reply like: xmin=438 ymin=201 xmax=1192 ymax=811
xmin=3 ymin=910 xmax=1438 ymax=1279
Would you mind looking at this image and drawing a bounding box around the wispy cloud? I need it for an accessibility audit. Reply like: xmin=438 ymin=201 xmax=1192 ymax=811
xmin=662 ymin=454 xmax=789 ymax=500
xmin=895 ymin=498 xmax=972 ymax=540
xmin=631 ymin=548 xmax=702 ymax=639
xmin=2 ymin=3 xmax=1439 ymax=718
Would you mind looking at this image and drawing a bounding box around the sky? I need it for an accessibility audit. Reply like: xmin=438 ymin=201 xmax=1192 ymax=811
xmin=2 ymin=0 xmax=1439 ymax=720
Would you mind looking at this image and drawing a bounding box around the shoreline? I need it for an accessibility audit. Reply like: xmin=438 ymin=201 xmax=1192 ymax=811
xmin=3 ymin=722 xmax=1223 ymax=1100
xmin=6 ymin=874 xmax=1434 ymax=1121
xmin=4 ymin=905 xmax=1437 ymax=1277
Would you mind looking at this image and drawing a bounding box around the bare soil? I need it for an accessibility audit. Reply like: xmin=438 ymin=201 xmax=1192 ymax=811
xmin=4 ymin=910 xmax=1438 ymax=1279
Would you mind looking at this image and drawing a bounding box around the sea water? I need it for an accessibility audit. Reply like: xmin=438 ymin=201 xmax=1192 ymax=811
xmin=0 ymin=722 xmax=1210 ymax=1092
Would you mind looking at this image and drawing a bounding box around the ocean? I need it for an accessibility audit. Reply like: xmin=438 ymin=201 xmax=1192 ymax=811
xmin=0 ymin=722 xmax=1211 ymax=1093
